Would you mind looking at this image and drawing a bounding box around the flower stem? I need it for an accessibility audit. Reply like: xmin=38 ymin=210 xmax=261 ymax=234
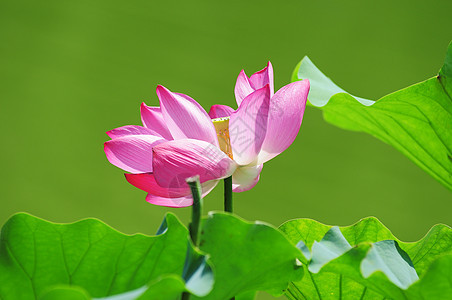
xmin=224 ymin=177 xmax=235 ymax=300
xmin=181 ymin=292 xmax=190 ymax=300
xmin=186 ymin=175 xmax=203 ymax=246
xmin=224 ymin=176 xmax=233 ymax=213
xmin=181 ymin=176 xmax=203 ymax=300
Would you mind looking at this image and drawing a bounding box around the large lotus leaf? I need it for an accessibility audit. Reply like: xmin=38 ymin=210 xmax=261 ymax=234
xmin=0 ymin=212 xmax=212 ymax=299
xmin=307 ymin=226 xmax=352 ymax=273
xmin=280 ymin=217 xmax=452 ymax=299
xmin=194 ymin=212 xmax=304 ymax=299
xmin=40 ymin=285 xmax=91 ymax=300
xmin=292 ymin=41 xmax=452 ymax=191
xmin=405 ymin=253 xmax=452 ymax=300
xmin=39 ymin=275 xmax=187 ymax=300
xmin=40 ymin=275 xmax=190 ymax=300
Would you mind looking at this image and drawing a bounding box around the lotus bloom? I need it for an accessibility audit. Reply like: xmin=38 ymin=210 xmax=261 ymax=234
xmin=104 ymin=62 xmax=309 ymax=207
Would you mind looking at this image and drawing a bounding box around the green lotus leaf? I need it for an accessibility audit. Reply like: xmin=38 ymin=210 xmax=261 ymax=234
xmin=307 ymin=226 xmax=352 ymax=273
xmin=280 ymin=217 xmax=452 ymax=299
xmin=39 ymin=275 xmax=188 ymax=300
xmin=0 ymin=212 xmax=212 ymax=300
xmin=292 ymin=41 xmax=452 ymax=191
xmin=40 ymin=285 xmax=91 ymax=300
xmin=194 ymin=212 xmax=304 ymax=299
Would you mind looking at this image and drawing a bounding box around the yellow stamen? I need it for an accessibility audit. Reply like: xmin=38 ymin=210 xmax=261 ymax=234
xmin=212 ymin=117 xmax=233 ymax=159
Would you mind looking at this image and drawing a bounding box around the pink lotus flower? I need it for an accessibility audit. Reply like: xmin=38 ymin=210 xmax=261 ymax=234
xmin=104 ymin=62 xmax=309 ymax=207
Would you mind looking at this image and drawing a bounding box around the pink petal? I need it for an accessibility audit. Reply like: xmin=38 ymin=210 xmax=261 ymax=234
xmin=258 ymin=80 xmax=310 ymax=164
xmin=229 ymin=85 xmax=271 ymax=165
xmin=146 ymin=194 xmax=193 ymax=208
xmin=145 ymin=180 xmax=218 ymax=208
xmin=152 ymin=139 xmax=237 ymax=188
xmin=104 ymin=135 xmax=165 ymax=173
xmin=140 ymin=103 xmax=173 ymax=140
xmin=249 ymin=62 xmax=274 ymax=97
xmin=208 ymin=105 xmax=235 ymax=119
xmin=156 ymin=85 xmax=218 ymax=146
xmin=234 ymin=70 xmax=254 ymax=106
xmin=125 ymin=173 xmax=189 ymax=197
xmin=106 ymin=125 xmax=161 ymax=139
xmin=232 ymin=164 xmax=263 ymax=192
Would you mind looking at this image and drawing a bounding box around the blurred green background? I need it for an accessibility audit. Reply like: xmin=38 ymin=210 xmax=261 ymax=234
xmin=1 ymin=1 xmax=451 ymax=297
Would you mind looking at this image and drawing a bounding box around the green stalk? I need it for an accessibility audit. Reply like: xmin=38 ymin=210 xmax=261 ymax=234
xmin=181 ymin=176 xmax=203 ymax=300
xmin=224 ymin=176 xmax=235 ymax=300
xmin=186 ymin=175 xmax=203 ymax=246
xmin=181 ymin=291 xmax=190 ymax=300
xmin=224 ymin=176 xmax=233 ymax=213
